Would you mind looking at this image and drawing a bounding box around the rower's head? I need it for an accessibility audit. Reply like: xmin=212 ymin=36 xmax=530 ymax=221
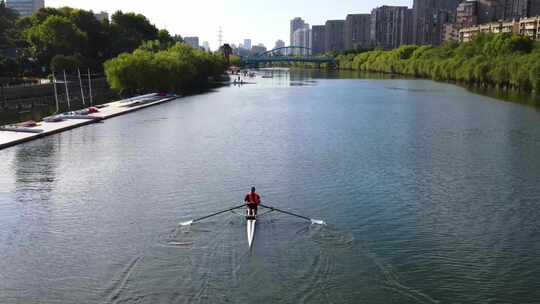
xmin=251 ymin=187 xmax=256 ymax=193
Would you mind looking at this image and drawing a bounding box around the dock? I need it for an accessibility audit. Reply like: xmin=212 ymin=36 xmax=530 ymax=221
xmin=0 ymin=94 xmax=178 ymax=150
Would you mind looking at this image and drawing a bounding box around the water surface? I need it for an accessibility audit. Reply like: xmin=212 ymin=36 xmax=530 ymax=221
xmin=1 ymin=69 xmax=540 ymax=303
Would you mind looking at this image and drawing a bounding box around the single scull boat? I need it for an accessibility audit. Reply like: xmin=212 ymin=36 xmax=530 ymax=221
xmin=180 ymin=204 xmax=325 ymax=248
xmin=246 ymin=209 xmax=257 ymax=248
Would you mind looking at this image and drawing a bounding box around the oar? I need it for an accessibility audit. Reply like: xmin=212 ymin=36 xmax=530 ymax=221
xmin=260 ymin=204 xmax=326 ymax=225
xmin=180 ymin=204 xmax=246 ymax=226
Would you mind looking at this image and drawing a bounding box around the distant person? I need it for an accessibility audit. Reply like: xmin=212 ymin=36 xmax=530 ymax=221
xmin=245 ymin=187 xmax=261 ymax=218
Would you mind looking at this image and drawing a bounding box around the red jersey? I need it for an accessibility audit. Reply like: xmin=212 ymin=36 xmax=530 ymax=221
xmin=244 ymin=192 xmax=261 ymax=205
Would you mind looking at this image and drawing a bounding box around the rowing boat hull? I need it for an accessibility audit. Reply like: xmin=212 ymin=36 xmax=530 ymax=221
xmin=247 ymin=218 xmax=256 ymax=248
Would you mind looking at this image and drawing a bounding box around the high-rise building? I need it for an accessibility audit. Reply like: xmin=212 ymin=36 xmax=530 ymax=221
xmin=311 ymin=25 xmax=326 ymax=54
xmin=184 ymin=37 xmax=200 ymax=49
xmin=94 ymin=11 xmax=109 ymax=22
xmin=443 ymin=0 xmax=479 ymax=43
xmin=477 ymin=0 xmax=504 ymax=23
xmin=274 ymin=39 xmax=285 ymax=50
xmin=371 ymin=6 xmax=413 ymax=49
xmin=442 ymin=23 xmax=460 ymax=42
xmin=475 ymin=0 xmax=540 ymax=23
xmin=292 ymin=28 xmax=311 ymax=55
xmin=290 ymin=17 xmax=309 ymax=46
xmin=325 ymin=20 xmax=345 ymax=52
xmin=508 ymin=0 xmax=530 ymax=18
xmin=502 ymin=0 xmax=540 ymax=19
xmin=202 ymin=41 xmax=211 ymax=52
xmin=243 ymin=39 xmax=252 ymax=50
xmin=531 ymin=0 xmax=540 ymax=17
xmin=529 ymin=1 xmax=540 ymax=17
xmin=344 ymin=14 xmax=372 ymax=50
xmin=457 ymin=1 xmax=479 ymax=29
xmin=5 ymin=0 xmax=44 ymax=17
xmin=413 ymin=0 xmax=461 ymax=45
xmin=251 ymin=44 xmax=267 ymax=55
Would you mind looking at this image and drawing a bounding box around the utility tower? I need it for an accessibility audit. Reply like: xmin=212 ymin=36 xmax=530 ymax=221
xmin=218 ymin=26 xmax=223 ymax=48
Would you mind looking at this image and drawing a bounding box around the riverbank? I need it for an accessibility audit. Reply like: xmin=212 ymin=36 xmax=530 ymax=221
xmin=0 ymin=93 xmax=177 ymax=150
xmin=336 ymin=33 xmax=540 ymax=94
xmin=0 ymin=77 xmax=118 ymax=125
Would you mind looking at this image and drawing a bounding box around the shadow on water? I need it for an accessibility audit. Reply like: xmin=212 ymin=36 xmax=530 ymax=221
xmin=14 ymin=137 xmax=59 ymax=201
xmin=289 ymin=68 xmax=540 ymax=109
xmin=466 ymin=85 xmax=540 ymax=109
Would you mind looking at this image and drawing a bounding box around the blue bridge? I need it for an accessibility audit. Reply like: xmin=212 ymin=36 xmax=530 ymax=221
xmin=241 ymin=46 xmax=336 ymax=66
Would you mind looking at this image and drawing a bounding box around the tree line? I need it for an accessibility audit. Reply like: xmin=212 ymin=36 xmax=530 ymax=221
xmin=0 ymin=1 xmax=179 ymax=79
xmin=336 ymin=33 xmax=540 ymax=93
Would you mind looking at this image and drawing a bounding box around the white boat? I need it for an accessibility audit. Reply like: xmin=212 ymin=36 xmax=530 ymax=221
xmin=246 ymin=210 xmax=256 ymax=248
xmin=0 ymin=126 xmax=44 ymax=133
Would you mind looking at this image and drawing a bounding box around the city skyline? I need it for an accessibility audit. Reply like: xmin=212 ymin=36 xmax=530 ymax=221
xmin=45 ymin=0 xmax=411 ymax=50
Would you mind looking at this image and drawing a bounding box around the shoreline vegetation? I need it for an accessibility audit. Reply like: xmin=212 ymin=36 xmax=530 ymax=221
xmin=335 ymin=33 xmax=540 ymax=94
xmin=104 ymin=42 xmax=227 ymax=94
xmin=1 ymin=3 xmax=230 ymax=125
xmin=0 ymin=3 xmax=229 ymax=94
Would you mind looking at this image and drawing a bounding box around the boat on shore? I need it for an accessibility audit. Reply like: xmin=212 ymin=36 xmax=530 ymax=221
xmin=121 ymin=93 xmax=173 ymax=108
xmin=0 ymin=121 xmax=44 ymax=133
xmin=0 ymin=126 xmax=44 ymax=133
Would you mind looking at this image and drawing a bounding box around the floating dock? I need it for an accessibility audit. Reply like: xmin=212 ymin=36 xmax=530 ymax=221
xmin=0 ymin=94 xmax=178 ymax=150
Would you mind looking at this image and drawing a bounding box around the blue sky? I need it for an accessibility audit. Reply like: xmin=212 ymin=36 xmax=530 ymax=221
xmin=47 ymin=0 xmax=411 ymax=50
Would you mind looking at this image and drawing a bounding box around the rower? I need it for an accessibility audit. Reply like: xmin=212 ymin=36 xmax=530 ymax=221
xmin=244 ymin=187 xmax=261 ymax=219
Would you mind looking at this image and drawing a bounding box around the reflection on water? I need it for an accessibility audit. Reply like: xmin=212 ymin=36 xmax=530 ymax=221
xmin=1 ymin=69 xmax=540 ymax=303
xmin=14 ymin=137 xmax=59 ymax=197
xmin=276 ymin=68 xmax=540 ymax=108
xmin=466 ymin=85 xmax=540 ymax=108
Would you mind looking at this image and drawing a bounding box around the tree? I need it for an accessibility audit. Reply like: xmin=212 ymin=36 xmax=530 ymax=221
xmin=0 ymin=0 xmax=19 ymax=48
xmin=221 ymin=44 xmax=232 ymax=65
xmin=108 ymin=11 xmax=159 ymax=56
xmin=157 ymin=29 xmax=173 ymax=45
xmin=25 ymin=15 xmax=87 ymax=68
xmin=64 ymin=8 xmax=109 ymax=61
xmin=0 ymin=55 xmax=19 ymax=76
xmin=50 ymin=54 xmax=83 ymax=72
xmin=104 ymin=42 xmax=226 ymax=93
xmin=529 ymin=61 xmax=540 ymax=92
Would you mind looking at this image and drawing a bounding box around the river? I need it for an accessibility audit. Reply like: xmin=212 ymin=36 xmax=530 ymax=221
xmin=1 ymin=69 xmax=539 ymax=304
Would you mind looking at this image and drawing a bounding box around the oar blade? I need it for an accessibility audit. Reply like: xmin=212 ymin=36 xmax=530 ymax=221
xmin=179 ymin=220 xmax=194 ymax=226
xmin=310 ymin=219 xmax=326 ymax=225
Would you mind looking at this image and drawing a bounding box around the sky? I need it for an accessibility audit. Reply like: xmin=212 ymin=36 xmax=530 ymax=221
xmin=46 ymin=0 xmax=411 ymax=50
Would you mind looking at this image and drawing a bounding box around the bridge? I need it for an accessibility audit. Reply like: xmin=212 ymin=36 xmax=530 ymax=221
xmin=241 ymin=46 xmax=336 ymax=66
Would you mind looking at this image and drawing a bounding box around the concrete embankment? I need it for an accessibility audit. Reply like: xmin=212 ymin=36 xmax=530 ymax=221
xmin=0 ymin=94 xmax=178 ymax=150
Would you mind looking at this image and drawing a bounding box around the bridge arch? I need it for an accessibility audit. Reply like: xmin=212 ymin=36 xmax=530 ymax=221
xmin=241 ymin=45 xmax=335 ymax=66
xmin=258 ymin=46 xmax=314 ymax=57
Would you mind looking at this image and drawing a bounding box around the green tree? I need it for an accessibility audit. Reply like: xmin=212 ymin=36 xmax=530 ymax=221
xmin=0 ymin=55 xmax=19 ymax=76
xmin=50 ymin=54 xmax=83 ymax=72
xmin=336 ymin=32 xmax=540 ymax=93
xmin=529 ymin=61 xmax=540 ymax=91
xmin=157 ymin=29 xmax=174 ymax=45
xmin=108 ymin=11 xmax=159 ymax=56
xmin=25 ymin=15 xmax=87 ymax=68
xmin=104 ymin=43 xmax=226 ymax=93
xmin=0 ymin=0 xmax=19 ymax=48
